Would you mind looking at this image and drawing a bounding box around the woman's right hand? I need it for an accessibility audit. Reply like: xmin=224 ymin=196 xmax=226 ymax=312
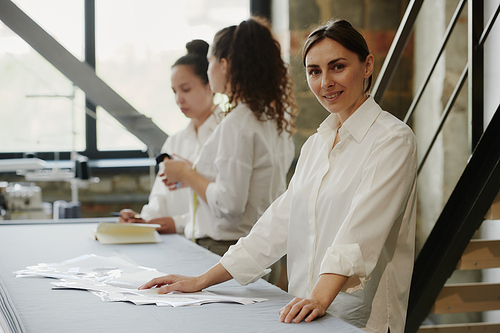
xmin=118 ymin=209 xmax=145 ymax=223
xmin=139 ymin=263 xmax=233 ymax=294
xmin=139 ymin=274 xmax=203 ymax=294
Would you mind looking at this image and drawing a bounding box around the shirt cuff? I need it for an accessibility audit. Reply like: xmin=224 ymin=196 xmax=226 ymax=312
xmin=220 ymin=240 xmax=271 ymax=286
xmin=172 ymin=213 xmax=189 ymax=235
xmin=319 ymin=243 xmax=368 ymax=293
xmin=140 ymin=204 xmax=155 ymax=222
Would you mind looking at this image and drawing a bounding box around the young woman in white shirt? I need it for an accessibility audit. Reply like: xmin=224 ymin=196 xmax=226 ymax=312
xmin=140 ymin=19 xmax=415 ymax=333
xmin=118 ymin=40 xmax=222 ymax=230
xmin=154 ymin=17 xmax=296 ymax=260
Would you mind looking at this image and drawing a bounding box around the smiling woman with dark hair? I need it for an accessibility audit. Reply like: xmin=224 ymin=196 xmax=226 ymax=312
xmin=140 ymin=19 xmax=416 ymax=333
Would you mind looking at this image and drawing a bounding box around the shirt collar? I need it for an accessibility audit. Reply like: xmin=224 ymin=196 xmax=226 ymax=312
xmin=317 ymin=95 xmax=381 ymax=144
xmin=192 ymin=105 xmax=223 ymax=137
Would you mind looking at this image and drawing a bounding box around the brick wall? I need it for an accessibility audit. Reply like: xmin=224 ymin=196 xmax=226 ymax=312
xmin=0 ymin=170 xmax=151 ymax=218
xmin=287 ymin=0 xmax=412 ymax=155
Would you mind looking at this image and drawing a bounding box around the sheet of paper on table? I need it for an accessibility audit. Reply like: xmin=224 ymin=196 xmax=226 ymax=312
xmin=15 ymin=254 xmax=267 ymax=307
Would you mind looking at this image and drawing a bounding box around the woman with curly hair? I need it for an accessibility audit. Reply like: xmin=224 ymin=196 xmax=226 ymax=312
xmin=155 ymin=17 xmax=296 ymax=270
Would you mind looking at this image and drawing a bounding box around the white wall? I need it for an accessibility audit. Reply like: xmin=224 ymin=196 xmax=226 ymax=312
xmin=414 ymin=0 xmax=446 ymax=252
xmin=481 ymin=0 xmax=500 ymax=323
xmin=483 ymin=1 xmax=500 ymax=126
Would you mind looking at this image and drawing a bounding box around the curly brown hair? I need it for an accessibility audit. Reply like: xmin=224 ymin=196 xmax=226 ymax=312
xmin=211 ymin=17 xmax=296 ymax=135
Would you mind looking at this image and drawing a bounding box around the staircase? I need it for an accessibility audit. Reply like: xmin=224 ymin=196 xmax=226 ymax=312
xmin=419 ymin=193 xmax=500 ymax=332
xmin=405 ymin=104 xmax=500 ymax=333
xmin=406 ymin=102 xmax=500 ymax=333
xmin=371 ymin=1 xmax=500 ymax=332
xmin=419 ymin=221 xmax=500 ymax=332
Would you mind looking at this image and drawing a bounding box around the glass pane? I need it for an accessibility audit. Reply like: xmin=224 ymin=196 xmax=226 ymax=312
xmin=0 ymin=0 xmax=249 ymax=154
xmin=0 ymin=0 xmax=85 ymax=153
xmin=96 ymin=106 xmax=147 ymax=151
xmin=95 ymin=0 xmax=250 ymax=151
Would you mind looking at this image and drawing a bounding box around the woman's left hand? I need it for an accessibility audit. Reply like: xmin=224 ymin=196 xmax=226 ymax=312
xmin=159 ymin=159 xmax=191 ymax=189
xmin=278 ymin=297 xmax=327 ymax=323
xmin=278 ymin=273 xmax=348 ymax=324
xmin=157 ymin=152 xmax=210 ymax=201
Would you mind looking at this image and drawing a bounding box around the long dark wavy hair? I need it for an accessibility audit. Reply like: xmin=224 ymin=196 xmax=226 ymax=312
xmin=302 ymin=19 xmax=373 ymax=94
xmin=211 ymin=17 xmax=296 ymax=135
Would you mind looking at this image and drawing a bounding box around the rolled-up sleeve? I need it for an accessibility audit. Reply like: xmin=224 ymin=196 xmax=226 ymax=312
xmin=320 ymin=132 xmax=417 ymax=292
xmin=220 ymin=187 xmax=292 ymax=285
xmin=220 ymin=242 xmax=271 ymax=285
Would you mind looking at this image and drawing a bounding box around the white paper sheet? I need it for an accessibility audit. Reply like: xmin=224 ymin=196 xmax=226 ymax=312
xmin=15 ymin=254 xmax=267 ymax=307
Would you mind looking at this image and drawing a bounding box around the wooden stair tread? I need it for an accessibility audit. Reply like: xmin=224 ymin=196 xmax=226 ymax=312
xmin=418 ymin=322 xmax=500 ymax=333
xmin=432 ymin=282 xmax=500 ymax=314
xmin=485 ymin=191 xmax=500 ymax=220
xmin=457 ymin=239 xmax=500 ymax=270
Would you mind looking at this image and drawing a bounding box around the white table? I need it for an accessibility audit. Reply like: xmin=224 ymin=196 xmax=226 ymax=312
xmin=0 ymin=220 xmax=363 ymax=333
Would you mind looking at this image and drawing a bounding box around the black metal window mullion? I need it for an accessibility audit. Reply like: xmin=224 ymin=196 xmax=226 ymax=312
xmin=468 ymin=0 xmax=484 ymax=152
xmin=80 ymin=0 xmax=148 ymax=161
xmin=84 ymin=0 xmax=97 ymax=158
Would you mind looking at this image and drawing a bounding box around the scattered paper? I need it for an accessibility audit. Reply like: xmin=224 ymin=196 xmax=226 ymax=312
xmin=15 ymin=254 xmax=267 ymax=307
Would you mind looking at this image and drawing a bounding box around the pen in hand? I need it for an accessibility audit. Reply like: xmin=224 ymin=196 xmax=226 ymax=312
xmin=111 ymin=212 xmax=142 ymax=220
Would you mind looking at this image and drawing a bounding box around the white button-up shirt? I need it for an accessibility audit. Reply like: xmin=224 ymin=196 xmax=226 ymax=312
xmin=173 ymin=102 xmax=295 ymax=241
xmin=140 ymin=107 xmax=222 ymax=221
xmin=220 ymin=97 xmax=417 ymax=333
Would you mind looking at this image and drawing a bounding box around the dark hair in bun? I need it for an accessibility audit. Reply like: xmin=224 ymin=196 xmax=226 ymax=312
xmin=172 ymin=39 xmax=210 ymax=84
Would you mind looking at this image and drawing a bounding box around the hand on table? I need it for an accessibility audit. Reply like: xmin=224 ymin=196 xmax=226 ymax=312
xmin=278 ymin=273 xmax=348 ymax=324
xmin=139 ymin=274 xmax=203 ymax=294
xmin=147 ymin=217 xmax=176 ymax=234
xmin=279 ymin=297 xmax=327 ymax=324
xmin=139 ymin=263 xmax=233 ymax=295
xmin=118 ymin=210 xmax=174 ymax=234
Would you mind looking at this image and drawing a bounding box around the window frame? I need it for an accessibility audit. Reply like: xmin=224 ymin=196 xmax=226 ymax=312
xmin=0 ymin=0 xmax=264 ymax=171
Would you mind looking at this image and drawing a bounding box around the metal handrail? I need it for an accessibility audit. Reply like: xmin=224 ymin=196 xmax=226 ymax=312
xmin=406 ymin=103 xmax=500 ymax=333
xmin=405 ymin=2 xmax=500 ymax=332
xmin=417 ymin=65 xmax=468 ymax=174
xmin=404 ymin=0 xmax=467 ymax=124
xmin=372 ymin=0 xmax=424 ymax=104
xmin=478 ymin=3 xmax=500 ymax=48
xmin=375 ymin=0 xmax=499 ymax=175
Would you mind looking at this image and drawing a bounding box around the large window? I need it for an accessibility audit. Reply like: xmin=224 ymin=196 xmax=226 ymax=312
xmin=0 ymin=0 xmax=249 ymax=160
xmin=0 ymin=0 xmax=86 ymax=154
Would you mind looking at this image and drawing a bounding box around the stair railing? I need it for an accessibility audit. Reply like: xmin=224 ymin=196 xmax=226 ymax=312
xmin=371 ymin=0 xmax=500 ymax=332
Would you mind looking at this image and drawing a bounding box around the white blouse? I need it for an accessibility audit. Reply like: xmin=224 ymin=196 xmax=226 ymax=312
xmin=173 ymin=102 xmax=295 ymax=241
xmin=140 ymin=107 xmax=222 ymax=221
xmin=220 ymin=97 xmax=417 ymax=333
